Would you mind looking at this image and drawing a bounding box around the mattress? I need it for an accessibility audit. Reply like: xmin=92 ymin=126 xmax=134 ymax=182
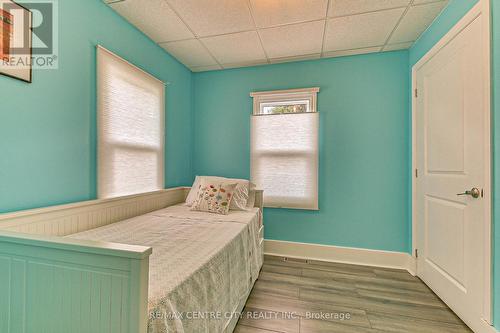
xmin=67 ymin=204 xmax=262 ymax=333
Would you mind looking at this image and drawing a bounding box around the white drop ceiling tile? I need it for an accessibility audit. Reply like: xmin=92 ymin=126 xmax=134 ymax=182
xmin=222 ymin=59 xmax=269 ymax=69
xmin=110 ymin=0 xmax=194 ymax=43
xmin=259 ymin=21 xmax=325 ymax=59
xmin=160 ymin=39 xmax=217 ymax=67
xmin=324 ymin=8 xmax=405 ymax=52
xmin=270 ymin=53 xmax=321 ymax=64
xmin=328 ymin=0 xmax=410 ymax=17
xmin=383 ymin=41 xmax=413 ymax=51
xmin=389 ymin=1 xmax=447 ymax=43
xmin=250 ymin=0 xmax=328 ymax=28
xmin=201 ymin=31 xmax=267 ymax=64
xmin=322 ymin=46 xmax=382 ymax=58
xmin=190 ymin=64 xmax=223 ymax=72
xmin=166 ymin=0 xmax=255 ymax=37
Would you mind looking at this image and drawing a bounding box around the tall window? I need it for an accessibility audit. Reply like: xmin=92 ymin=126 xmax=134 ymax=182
xmin=97 ymin=46 xmax=165 ymax=199
xmin=250 ymin=88 xmax=319 ymax=210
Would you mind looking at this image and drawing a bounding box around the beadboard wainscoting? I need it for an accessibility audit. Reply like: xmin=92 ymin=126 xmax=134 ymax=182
xmin=0 ymin=187 xmax=190 ymax=237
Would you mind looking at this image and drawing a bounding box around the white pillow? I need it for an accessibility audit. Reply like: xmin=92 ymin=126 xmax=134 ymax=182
xmin=190 ymin=180 xmax=237 ymax=215
xmin=186 ymin=176 xmax=253 ymax=210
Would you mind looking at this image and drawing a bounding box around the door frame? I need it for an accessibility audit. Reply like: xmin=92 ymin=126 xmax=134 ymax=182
xmin=411 ymin=0 xmax=493 ymax=326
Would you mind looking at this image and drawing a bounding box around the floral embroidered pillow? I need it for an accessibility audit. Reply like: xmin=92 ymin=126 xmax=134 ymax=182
xmin=190 ymin=181 xmax=237 ymax=215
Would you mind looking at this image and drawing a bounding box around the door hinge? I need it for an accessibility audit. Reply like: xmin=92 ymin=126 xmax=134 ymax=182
xmin=414 ymin=89 xmax=418 ymax=98
xmin=415 ymin=249 xmax=418 ymax=258
xmin=415 ymin=169 xmax=418 ymax=178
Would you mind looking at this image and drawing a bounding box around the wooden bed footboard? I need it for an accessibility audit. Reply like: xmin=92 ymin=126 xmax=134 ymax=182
xmin=0 ymin=231 xmax=151 ymax=333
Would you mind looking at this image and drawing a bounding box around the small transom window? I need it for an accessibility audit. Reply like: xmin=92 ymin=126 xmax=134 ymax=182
xmin=251 ymin=87 xmax=319 ymax=115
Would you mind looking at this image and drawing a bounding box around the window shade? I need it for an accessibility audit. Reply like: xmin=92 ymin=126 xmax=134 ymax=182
xmin=97 ymin=46 xmax=165 ymax=199
xmin=251 ymin=112 xmax=319 ymax=209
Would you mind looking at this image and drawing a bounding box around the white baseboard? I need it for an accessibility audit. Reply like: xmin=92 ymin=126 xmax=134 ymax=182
xmin=264 ymin=239 xmax=416 ymax=275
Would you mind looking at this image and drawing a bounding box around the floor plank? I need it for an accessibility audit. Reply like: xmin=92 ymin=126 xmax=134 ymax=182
xmin=246 ymin=292 xmax=372 ymax=328
xmin=252 ymin=279 xmax=300 ymax=299
xmin=356 ymin=287 xmax=447 ymax=308
xmin=261 ymin=263 xmax=302 ymax=276
xmin=300 ymin=318 xmax=384 ymax=333
xmin=367 ymin=312 xmax=472 ymax=333
xmin=259 ymin=270 xmax=356 ymax=292
xmin=235 ymin=255 xmax=472 ymax=333
xmin=234 ymin=324 xmax=281 ymax=333
xmin=302 ymin=267 xmax=432 ymax=292
xmin=299 ymin=287 xmax=464 ymax=325
xmin=237 ymin=307 xmax=300 ymax=333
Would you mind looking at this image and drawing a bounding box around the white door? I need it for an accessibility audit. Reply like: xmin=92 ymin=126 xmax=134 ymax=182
xmin=415 ymin=9 xmax=490 ymax=333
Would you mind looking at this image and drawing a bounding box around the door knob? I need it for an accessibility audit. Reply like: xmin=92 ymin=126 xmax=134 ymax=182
xmin=456 ymin=188 xmax=481 ymax=198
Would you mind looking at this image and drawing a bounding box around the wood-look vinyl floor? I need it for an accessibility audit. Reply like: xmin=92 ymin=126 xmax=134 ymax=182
xmin=234 ymin=255 xmax=472 ymax=333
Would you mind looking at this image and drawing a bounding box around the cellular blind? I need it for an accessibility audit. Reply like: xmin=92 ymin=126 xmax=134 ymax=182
xmin=251 ymin=112 xmax=319 ymax=209
xmin=97 ymin=46 xmax=165 ymax=199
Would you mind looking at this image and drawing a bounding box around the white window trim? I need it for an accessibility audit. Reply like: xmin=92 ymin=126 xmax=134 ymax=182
xmin=250 ymin=87 xmax=320 ymax=115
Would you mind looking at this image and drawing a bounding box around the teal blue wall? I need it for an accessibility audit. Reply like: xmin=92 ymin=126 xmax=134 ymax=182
xmin=193 ymin=51 xmax=410 ymax=252
xmin=410 ymin=0 xmax=499 ymax=328
xmin=0 ymin=0 xmax=193 ymax=213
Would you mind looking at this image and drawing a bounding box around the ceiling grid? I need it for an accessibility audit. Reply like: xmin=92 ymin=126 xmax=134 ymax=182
xmin=105 ymin=0 xmax=448 ymax=72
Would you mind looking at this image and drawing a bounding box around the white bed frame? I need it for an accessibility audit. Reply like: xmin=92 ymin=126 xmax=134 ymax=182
xmin=0 ymin=187 xmax=264 ymax=333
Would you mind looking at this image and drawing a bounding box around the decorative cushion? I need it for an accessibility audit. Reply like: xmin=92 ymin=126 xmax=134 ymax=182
xmin=190 ymin=180 xmax=237 ymax=215
xmin=186 ymin=176 xmax=254 ymax=211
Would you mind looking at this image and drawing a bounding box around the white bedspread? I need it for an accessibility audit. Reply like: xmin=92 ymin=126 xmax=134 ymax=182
xmin=67 ymin=204 xmax=261 ymax=333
